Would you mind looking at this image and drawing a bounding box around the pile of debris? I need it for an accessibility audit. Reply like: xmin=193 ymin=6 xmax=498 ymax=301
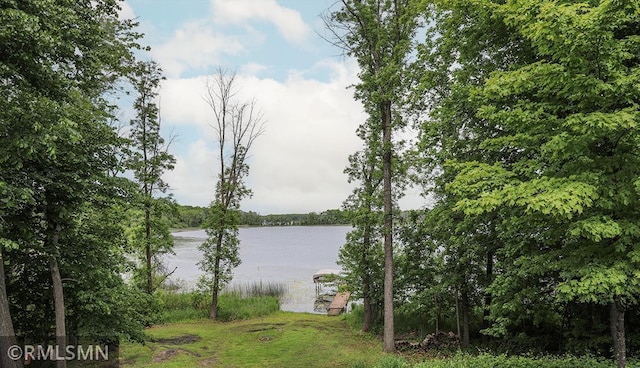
xmin=395 ymin=331 xmax=460 ymax=352
xmin=422 ymin=331 xmax=460 ymax=350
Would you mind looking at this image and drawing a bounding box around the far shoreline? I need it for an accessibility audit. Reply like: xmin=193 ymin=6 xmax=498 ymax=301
xmin=170 ymin=223 xmax=351 ymax=234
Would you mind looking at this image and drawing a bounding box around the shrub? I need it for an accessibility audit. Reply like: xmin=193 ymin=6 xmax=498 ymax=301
xmin=343 ymin=303 xmax=365 ymax=331
xmin=413 ymin=352 xmax=613 ymax=368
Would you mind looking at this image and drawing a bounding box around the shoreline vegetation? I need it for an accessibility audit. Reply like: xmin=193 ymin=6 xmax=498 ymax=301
xmin=168 ymin=205 xmax=350 ymax=229
xmin=125 ymin=287 xmax=625 ymax=367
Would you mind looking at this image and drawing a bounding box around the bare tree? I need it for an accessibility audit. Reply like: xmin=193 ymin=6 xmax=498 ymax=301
xmin=199 ymin=68 xmax=265 ymax=320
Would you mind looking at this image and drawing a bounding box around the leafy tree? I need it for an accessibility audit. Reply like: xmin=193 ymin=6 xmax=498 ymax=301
xmin=432 ymin=1 xmax=640 ymax=366
xmin=395 ymin=209 xmax=450 ymax=335
xmin=340 ymin=143 xmax=385 ymax=332
xmin=412 ymin=0 xmax=538 ymax=345
xmin=325 ymin=0 xmax=424 ymax=351
xmin=127 ymin=60 xmax=176 ymax=294
xmin=61 ymin=199 xmax=151 ymax=343
xmin=199 ymin=68 xmax=265 ymax=320
xmin=178 ymin=205 xmax=209 ymax=228
xmin=0 ymin=1 xmax=142 ymax=367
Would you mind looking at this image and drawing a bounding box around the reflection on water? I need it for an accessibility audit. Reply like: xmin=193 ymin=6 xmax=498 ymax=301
xmin=166 ymin=225 xmax=350 ymax=313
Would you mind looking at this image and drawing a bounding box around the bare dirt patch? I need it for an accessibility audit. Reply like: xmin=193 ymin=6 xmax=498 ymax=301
xmin=154 ymin=334 xmax=202 ymax=344
xmin=236 ymin=322 xmax=286 ymax=333
xmin=153 ymin=348 xmax=179 ymax=362
xmin=199 ymin=357 xmax=217 ymax=367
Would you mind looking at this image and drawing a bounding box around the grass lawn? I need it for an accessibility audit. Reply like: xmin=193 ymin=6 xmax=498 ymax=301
xmin=120 ymin=311 xmax=383 ymax=367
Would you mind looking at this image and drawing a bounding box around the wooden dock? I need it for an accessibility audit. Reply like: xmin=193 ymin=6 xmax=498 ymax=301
xmin=327 ymin=292 xmax=350 ymax=316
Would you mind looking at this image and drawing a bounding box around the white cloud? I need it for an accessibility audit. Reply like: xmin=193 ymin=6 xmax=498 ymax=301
xmin=149 ymin=0 xmax=313 ymax=78
xmin=164 ymin=140 xmax=217 ymax=206
xmin=128 ymin=1 xmax=428 ymax=214
xmin=211 ymin=0 xmax=312 ymax=45
xmin=117 ymin=0 xmax=135 ymax=20
xmin=241 ymin=62 xmax=270 ymax=76
xmin=160 ymin=76 xmax=211 ymax=127
xmin=161 ymin=58 xmax=366 ymax=213
xmin=153 ymin=21 xmax=245 ymax=78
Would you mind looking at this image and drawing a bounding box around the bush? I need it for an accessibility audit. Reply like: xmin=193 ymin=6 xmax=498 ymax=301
xmin=413 ymin=353 xmax=614 ymax=368
xmin=343 ymin=303 xmax=365 ymax=332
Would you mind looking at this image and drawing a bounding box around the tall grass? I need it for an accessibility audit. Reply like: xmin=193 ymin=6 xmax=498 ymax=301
xmin=223 ymin=280 xmax=288 ymax=298
xmin=155 ymin=290 xmax=210 ymax=323
xmin=217 ymin=293 xmax=280 ymax=321
xmin=156 ymin=281 xmax=287 ymax=323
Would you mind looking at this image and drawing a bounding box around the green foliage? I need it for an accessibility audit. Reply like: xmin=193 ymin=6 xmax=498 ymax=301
xmin=413 ymin=353 xmax=613 ymax=368
xmin=0 ymin=0 xmax=158 ymax=354
xmin=328 ymin=0 xmax=425 ymax=351
xmin=409 ymin=0 xmax=640 ymax=361
xmin=126 ymin=59 xmax=176 ymax=294
xmin=448 ymin=0 xmax=640 ymax=310
xmin=167 ymin=206 xmax=350 ymax=228
xmin=199 ymin=68 xmax=265 ymax=318
xmin=217 ymin=293 xmax=280 ymax=322
xmin=350 ymin=360 xmax=369 ymax=368
xmin=155 ymin=291 xmax=210 ymax=323
xmin=63 ymin=202 xmax=153 ymax=343
xmin=125 ymin=198 xmax=177 ymax=293
xmin=199 ymin=204 xmax=242 ymax=290
xmin=256 ymin=209 xmax=350 ymax=226
xmin=127 ymin=60 xmax=175 ymax=195
xmin=373 ymin=355 xmax=410 ymax=368
xmin=170 ymin=205 xmax=208 ymax=228
xmin=344 ymin=304 xmax=366 ymax=331
xmin=155 ymin=290 xmax=280 ymax=323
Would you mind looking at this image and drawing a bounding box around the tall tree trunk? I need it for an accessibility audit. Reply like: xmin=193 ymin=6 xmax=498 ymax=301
xmin=362 ymin=218 xmax=373 ymax=333
xmin=210 ymin=232 xmax=224 ymax=320
xmin=362 ymin=296 xmax=373 ymax=333
xmin=145 ymin=202 xmax=153 ymax=294
xmin=362 ymin=269 xmax=373 ymax=332
xmin=50 ymin=225 xmax=66 ymax=368
xmin=482 ymin=250 xmax=494 ymax=342
xmin=455 ymin=288 xmax=461 ymax=339
xmin=462 ymin=287 xmax=470 ymax=347
xmin=610 ymin=299 xmax=626 ymax=368
xmin=381 ymin=100 xmax=394 ymax=353
xmin=434 ymin=293 xmax=439 ymax=334
xmin=0 ymin=249 xmax=21 ymax=368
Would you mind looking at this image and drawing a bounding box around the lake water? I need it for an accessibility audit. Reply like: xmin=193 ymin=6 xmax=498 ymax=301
xmin=167 ymin=225 xmax=351 ymax=313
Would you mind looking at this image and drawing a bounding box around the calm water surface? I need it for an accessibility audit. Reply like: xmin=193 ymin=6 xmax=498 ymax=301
xmin=167 ymin=225 xmax=350 ymax=313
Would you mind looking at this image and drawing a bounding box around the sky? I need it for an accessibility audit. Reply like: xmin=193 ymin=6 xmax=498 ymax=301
xmin=119 ymin=0 xmax=424 ymax=214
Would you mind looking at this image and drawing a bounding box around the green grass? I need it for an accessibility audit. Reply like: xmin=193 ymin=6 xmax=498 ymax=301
xmin=120 ymin=312 xmax=383 ymax=367
xmin=121 ymin=310 xmax=624 ymax=368
xmin=128 ymin=293 xmax=623 ymax=368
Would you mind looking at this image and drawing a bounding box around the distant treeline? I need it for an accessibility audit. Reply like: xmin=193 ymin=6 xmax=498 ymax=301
xmin=169 ymin=205 xmax=349 ymax=228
